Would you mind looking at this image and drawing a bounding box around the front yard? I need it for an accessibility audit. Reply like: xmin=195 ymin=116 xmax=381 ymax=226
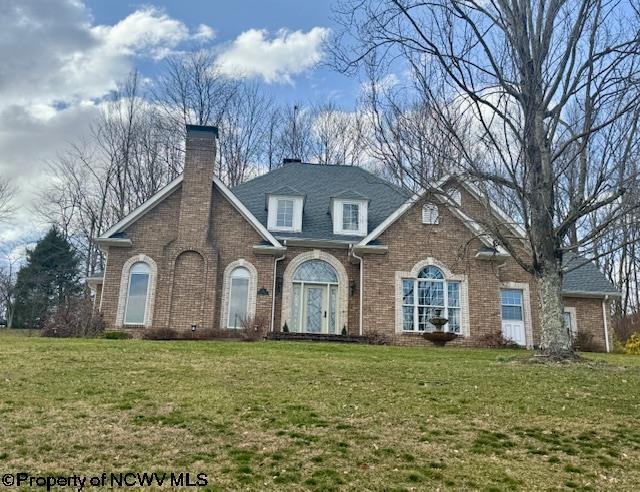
xmin=1 ymin=334 xmax=640 ymax=490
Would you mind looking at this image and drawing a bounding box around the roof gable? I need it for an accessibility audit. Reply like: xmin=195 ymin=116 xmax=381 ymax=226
xmin=357 ymin=182 xmax=507 ymax=252
xmin=97 ymin=176 xmax=282 ymax=248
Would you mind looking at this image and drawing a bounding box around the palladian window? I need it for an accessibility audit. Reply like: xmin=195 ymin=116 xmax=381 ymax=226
xmin=402 ymin=266 xmax=461 ymax=333
xmin=124 ymin=262 xmax=151 ymax=325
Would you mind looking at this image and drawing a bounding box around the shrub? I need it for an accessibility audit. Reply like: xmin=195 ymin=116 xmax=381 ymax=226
xmin=187 ymin=328 xmax=235 ymax=340
xmin=363 ymin=330 xmax=388 ymax=345
xmin=614 ymin=314 xmax=640 ymax=343
xmin=612 ymin=333 xmax=625 ymax=354
xmin=572 ymin=332 xmax=598 ymax=352
xmin=103 ymin=331 xmax=131 ymax=340
xmin=341 ymin=326 xmax=347 ymax=336
xmin=240 ymin=313 xmax=269 ymax=341
xmin=282 ymin=322 xmax=289 ymax=333
xmin=479 ymin=330 xmax=521 ymax=349
xmin=41 ymin=295 xmax=104 ymax=338
xmin=624 ymin=333 xmax=640 ymax=355
xmin=142 ymin=326 xmax=254 ymax=340
xmin=142 ymin=327 xmax=180 ymax=340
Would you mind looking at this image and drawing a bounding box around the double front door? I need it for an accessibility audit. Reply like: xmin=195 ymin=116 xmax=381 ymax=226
xmin=293 ymin=283 xmax=338 ymax=334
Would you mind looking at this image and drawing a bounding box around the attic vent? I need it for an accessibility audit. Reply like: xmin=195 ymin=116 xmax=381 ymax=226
xmin=422 ymin=203 xmax=439 ymax=224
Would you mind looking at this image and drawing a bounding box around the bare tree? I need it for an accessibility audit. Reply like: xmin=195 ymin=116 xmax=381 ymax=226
xmin=0 ymin=177 xmax=17 ymax=223
xmin=218 ymin=82 xmax=273 ymax=185
xmin=154 ymin=50 xmax=238 ymax=131
xmin=311 ymin=101 xmax=366 ymax=166
xmin=331 ymin=0 xmax=640 ymax=358
xmin=0 ymin=247 xmax=23 ymax=328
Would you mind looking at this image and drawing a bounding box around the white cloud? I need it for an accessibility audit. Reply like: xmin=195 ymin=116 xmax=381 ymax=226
xmin=0 ymin=2 xmax=213 ymax=109
xmin=0 ymin=1 xmax=214 ymax=247
xmin=216 ymin=27 xmax=329 ymax=83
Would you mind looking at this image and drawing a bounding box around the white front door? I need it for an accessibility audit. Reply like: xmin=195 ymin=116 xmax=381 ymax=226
xmin=501 ymin=289 xmax=526 ymax=346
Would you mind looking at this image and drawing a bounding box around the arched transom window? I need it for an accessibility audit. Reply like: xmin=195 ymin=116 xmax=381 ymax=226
xmin=227 ymin=267 xmax=250 ymax=329
xmin=124 ymin=262 xmax=151 ymax=325
xmin=291 ymin=259 xmax=339 ymax=334
xmin=402 ymin=265 xmax=461 ymax=333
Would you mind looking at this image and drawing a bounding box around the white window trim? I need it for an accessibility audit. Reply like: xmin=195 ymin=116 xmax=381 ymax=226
xmin=395 ymin=258 xmax=469 ymax=337
xmin=564 ymin=306 xmax=578 ymax=337
xmin=281 ymin=250 xmax=349 ymax=333
xmin=499 ymin=281 xmax=534 ymax=349
xmin=333 ymin=199 xmax=368 ymax=236
xmin=267 ymin=195 xmax=303 ymax=232
xmin=220 ymin=259 xmax=258 ymax=330
xmin=116 ymin=254 xmax=157 ymax=328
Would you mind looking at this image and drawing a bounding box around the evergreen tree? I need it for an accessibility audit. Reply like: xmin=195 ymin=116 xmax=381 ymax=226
xmin=13 ymin=227 xmax=81 ymax=328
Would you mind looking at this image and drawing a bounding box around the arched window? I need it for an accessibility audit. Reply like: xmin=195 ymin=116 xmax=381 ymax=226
xmin=402 ymin=265 xmax=461 ymax=333
xmin=124 ymin=262 xmax=151 ymax=325
xmin=227 ymin=267 xmax=250 ymax=329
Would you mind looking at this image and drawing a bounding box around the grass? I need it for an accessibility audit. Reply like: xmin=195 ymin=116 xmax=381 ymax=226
xmin=1 ymin=333 xmax=640 ymax=490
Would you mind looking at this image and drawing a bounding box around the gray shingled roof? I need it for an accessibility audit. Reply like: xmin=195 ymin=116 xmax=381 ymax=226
xmin=563 ymin=254 xmax=619 ymax=296
xmin=234 ymin=164 xmax=617 ymax=297
xmin=232 ymin=162 xmax=410 ymax=241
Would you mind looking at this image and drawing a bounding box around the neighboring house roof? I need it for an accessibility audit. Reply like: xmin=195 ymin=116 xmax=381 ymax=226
xmin=232 ymin=162 xmax=410 ymax=242
xmin=563 ymin=254 xmax=620 ymax=297
xmin=97 ymin=175 xmax=282 ymax=248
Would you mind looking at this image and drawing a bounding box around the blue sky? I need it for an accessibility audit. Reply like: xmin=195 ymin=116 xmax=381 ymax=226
xmin=85 ymin=0 xmax=359 ymax=105
xmin=0 ymin=0 xmax=362 ymax=255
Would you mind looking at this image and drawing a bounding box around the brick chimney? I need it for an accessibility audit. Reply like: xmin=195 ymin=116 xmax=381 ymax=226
xmin=178 ymin=124 xmax=218 ymax=242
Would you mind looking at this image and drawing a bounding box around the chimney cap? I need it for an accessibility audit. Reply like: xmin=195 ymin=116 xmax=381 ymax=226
xmin=186 ymin=124 xmax=219 ymax=137
xmin=283 ymin=158 xmax=302 ymax=164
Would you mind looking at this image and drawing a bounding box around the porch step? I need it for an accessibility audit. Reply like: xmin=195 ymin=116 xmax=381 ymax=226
xmin=266 ymin=332 xmax=369 ymax=344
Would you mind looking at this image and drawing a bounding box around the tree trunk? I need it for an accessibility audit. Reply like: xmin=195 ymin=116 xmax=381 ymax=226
xmin=537 ymin=265 xmax=574 ymax=358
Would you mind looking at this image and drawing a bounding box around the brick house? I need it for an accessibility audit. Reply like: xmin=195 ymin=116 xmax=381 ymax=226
xmin=89 ymin=125 xmax=619 ymax=351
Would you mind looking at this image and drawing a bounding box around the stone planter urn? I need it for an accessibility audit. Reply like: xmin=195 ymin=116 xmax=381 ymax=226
xmin=422 ymin=308 xmax=458 ymax=346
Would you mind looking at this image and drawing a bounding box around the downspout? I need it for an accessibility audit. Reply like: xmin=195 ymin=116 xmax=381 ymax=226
xmin=602 ymin=294 xmax=610 ymax=353
xmin=350 ymin=245 xmax=364 ymax=336
xmin=270 ymin=240 xmax=286 ymax=332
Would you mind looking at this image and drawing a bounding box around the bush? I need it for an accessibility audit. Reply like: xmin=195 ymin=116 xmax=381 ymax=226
xmin=142 ymin=327 xmax=181 ymax=340
xmin=479 ymin=330 xmax=522 ymax=349
xmin=103 ymin=331 xmax=131 ymax=340
xmin=612 ymin=333 xmax=626 ymax=354
xmin=363 ymin=330 xmax=388 ymax=345
xmin=614 ymin=314 xmax=640 ymax=343
xmin=41 ymin=296 xmax=104 ymax=338
xmin=240 ymin=314 xmax=269 ymax=341
xmin=572 ymin=332 xmax=598 ymax=352
xmin=141 ymin=325 xmax=264 ymax=341
xmin=624 ymin=333 xmax=640 ymax=355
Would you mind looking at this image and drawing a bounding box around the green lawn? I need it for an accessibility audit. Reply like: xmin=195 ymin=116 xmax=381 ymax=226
xmin=1 ymin=334 xmax=640 ymax=490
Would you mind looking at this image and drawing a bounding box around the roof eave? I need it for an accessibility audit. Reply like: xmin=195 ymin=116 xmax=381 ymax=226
xmin=562 ymin=290 xmax=621 ymax=299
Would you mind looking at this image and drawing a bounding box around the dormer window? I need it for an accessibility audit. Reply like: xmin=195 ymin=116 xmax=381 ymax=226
xmin=333 ymin=199 xmax=368 ymax=236
xmin=267 ymin=195 xmax=303 ymax=232
xmin=276 ymin=198 xmax=294 ymax=228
